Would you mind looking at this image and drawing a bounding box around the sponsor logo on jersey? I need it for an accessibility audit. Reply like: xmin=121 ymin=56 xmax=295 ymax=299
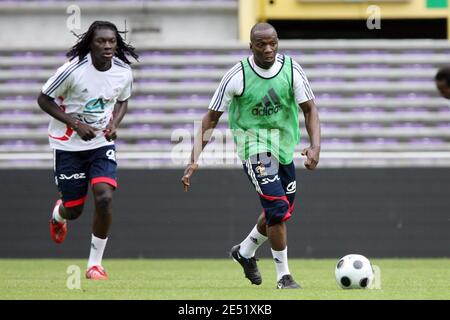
xmin=84 ymin=97 xmax=112 ymax=114
xmin=73 ymin=114 xmax=109 ymax=130
xmin=251 ymin=88 xmax=283 ymax=117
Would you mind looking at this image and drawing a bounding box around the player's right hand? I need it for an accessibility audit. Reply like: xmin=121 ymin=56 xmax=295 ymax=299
xmin=181 ymin=163 xmax=198 ymax=192
xmin=74 ymin=121 xmax=97 ymax=141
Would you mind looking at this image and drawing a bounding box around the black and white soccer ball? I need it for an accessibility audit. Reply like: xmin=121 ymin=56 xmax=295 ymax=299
xmin=335 ymin=254 xmax=374 ymax=289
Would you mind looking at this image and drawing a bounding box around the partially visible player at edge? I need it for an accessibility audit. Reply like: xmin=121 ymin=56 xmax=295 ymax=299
xmin=181 ymin=23 xmax=321 ymax=289
xmin=435 ymin=66 xmax=450 ymax=100
xmin=37 ymin=21 xmax=138 ymax=280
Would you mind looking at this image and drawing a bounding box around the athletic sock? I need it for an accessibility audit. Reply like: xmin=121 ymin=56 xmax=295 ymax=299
xmin=239 ymin=225 xmax=268 ymax=258
xmin=271 ymin=247 xmax=291 ymax=281
xmin=52 ymin=202 xmax=65 ymax=223
xmin=87 ymin=234 xmax=108 ymax=268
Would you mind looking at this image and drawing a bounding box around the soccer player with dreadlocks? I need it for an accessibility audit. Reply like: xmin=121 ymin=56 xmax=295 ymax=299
xmin=37 ymin=21 xmax=138 ymax=280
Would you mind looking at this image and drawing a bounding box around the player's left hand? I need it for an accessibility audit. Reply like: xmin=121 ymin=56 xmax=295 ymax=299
xmin=104 ymin=123 xmax=117 ymax=141
xmin=301 ymin=146 xmax=320 ymax=170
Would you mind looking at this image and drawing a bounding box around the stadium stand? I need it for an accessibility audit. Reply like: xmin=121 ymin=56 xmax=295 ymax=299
xmin=1 ymin=0 xmax=450 ymax=168
xmin=1 ymin=40 xmax=450 ymax=168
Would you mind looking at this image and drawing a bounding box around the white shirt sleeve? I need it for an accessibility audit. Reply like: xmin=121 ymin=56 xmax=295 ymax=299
xmin=118 ymin=70 xmax=133 ymax=101
xmin=41 ymin=59 xmax=81 ymax=98
xmin=292 ymin=59 xmax=315 ymax=104
xmin=208 ymin=62 xmax=244 ymax=112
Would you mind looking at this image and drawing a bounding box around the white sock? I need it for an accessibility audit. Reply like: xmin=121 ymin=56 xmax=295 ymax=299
xmin=239 ymin=225 xmax=268 ymax=258
xmin=52 ymin=202 xmax=65 ymax=223
xmin=87 ymin=234 xmax=108 ymax=268
xmin=271 ymin=247 xmax=290 ymax=281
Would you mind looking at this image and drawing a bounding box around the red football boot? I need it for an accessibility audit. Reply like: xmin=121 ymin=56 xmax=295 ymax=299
xmin=49 ymin=199 xmax=67 ymax=244
xmin=86 ymin=265 xmax=109 ymax=280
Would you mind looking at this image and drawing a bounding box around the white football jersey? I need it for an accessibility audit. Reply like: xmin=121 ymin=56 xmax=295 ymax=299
xmin=41 ymin=53 xmax=133 ymax=151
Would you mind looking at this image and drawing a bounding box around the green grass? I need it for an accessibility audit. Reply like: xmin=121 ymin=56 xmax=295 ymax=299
xmin=1 ymin=259 xmax=449 ymax=299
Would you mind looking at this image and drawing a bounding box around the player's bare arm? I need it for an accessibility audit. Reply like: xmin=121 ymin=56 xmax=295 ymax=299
xmin=299 ymin=99 xmax=321 ymax=170
xmin=37 ymin=92 xmax=97 ymax=141
xmin=181 ymin=109 xmax=223 ymax=191
xmin=104 ymin=99 xmax=128 ymax=141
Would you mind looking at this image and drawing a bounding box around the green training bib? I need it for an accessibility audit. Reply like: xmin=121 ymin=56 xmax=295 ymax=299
xmin=228 ymin=55 xmax=300 ymax=164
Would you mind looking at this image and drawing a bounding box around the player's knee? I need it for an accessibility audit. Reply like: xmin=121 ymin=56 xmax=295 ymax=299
xmin=265 ymin=200 xmax=289 ymax=226
xmin=94 ymin=192 xmax=113 ymax=212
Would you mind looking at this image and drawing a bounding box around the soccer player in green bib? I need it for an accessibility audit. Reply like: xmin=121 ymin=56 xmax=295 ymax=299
xmin=182 ymin=23 xmax=321 ymax=289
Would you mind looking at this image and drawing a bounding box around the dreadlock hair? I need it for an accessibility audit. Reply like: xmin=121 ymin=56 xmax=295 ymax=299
xmin=66 ymin=20 xmax=139 ymax=65
xmin=435 ymin=66 xmax=450 ymax=86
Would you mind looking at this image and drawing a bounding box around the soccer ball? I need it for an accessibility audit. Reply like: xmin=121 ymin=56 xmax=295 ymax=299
xmin=335 ymin=254 xmax=374 ymax=289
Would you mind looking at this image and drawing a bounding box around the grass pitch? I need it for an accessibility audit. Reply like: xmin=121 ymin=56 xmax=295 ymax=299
xmin=1 ymin=259 xmax=449 ymax=300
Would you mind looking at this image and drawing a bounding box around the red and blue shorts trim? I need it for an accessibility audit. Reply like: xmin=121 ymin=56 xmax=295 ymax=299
xmin=243 ymin=153 xmax=296 ymax=226
xmin=54 ymin=145 xmax=118 ymax=207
